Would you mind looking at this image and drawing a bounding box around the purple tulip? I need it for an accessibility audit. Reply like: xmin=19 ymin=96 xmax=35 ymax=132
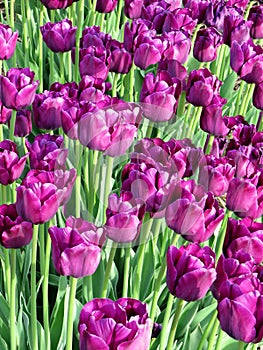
xmin=50 ymin=81 xmax=78 ymax=99
xmin=124 ymin=0 xmax=144 ymax=19
xmin=16 ymin=169 xmax=76 ymax=224
xmin=186 ymin=68 xmax=223 ymax=107
xmin=204 ymin=1 xmax=239 ymax=32
xmin=193 ymin=27 xmax=222 ymax=62
xmin=226 ymin=0 xmax=249 ymax=13
xmin=0 ymin=101 xmax=12 ymax=124
xmin=48 ymin=217 xmax=104 ymax=278
xmin=12 ymin=110 xmax=32 ymax=137
xmin=140 ymin=70 xmax=181 ymax=122
xmin=124 ymin=20 xmax=151 ymax=54
xmin=248 ymin=5 xmax=263 ymax=39
xmin=79 ymin=46 xmax=110 ymax=80
xmin=223 ymin=217 xmax=263 ymax=264
xmin=230 ymin=40 xmax=263 ymax=84
xmin=41 ymin=19 xmax=77 ymax=53
xmin=183 ymin=0 xmax=210 ymax=22
xmin=0 ymin=140 xmax=28 ymax=185
xmin=104 ymin=192 xmax=145 ymax=243
xmin=26 ymin=134 xmax=68 ymax=171
xmin=158 ymin=59 xmax=187 ymax=86
xmin=78 ymin=298 xmax=152 ymax=350
xmin=166 ymin=244 xmax=216 ymax=301
xmin=162 ymin=8 xmax=197 ymax=35
xmin=223 ymin=15 xmax=252 ymax=46
xmin=40 ymin=0 xmax=78 ymax=9
xmin=253 ymin=83 xmax=263 ymax=110
xmin=108 ymin=41 xmax=132 ymax=74
xmin=141 ymin=3 xmax=169 ymax=33
xmin=162 ymin=31 xmax=191 ymax=64
xmin=78 ymin=75 xmax=111 ymax=104
xmin=33 ymin=90 xmax=71 ymax=130
xmin=211 ymin=253 xmax=263 ymax=343
xmin=198 ymin=155 xmax=236 ymax=197
xmin=165 ymin=179 xmax=224 ymax=243
xmin=0 ymin=24 xmax=18 ymax=60
xmin=96 ymin=0 xmax=118 ymax=13
xmin=0 ymin=68 xmax=39 ymax=111
xmin=0 ymin=203 xmax=33 ymax=248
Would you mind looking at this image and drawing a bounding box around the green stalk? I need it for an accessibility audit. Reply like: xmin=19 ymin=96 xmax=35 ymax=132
xmin=166 ymin=299 xmax=185 ymax=350
xmin=65 ymin=277 xmax=78 ymax=350
xmin=26 ymin=0 xmax=33 ymax=55
xmin=159 ymin=294 xmax=174 ymax=350
xmin=103 ymin=156 xmax=114 ymax=223
xmin=100 ymin=13 xmax=105 ymax=31
xmin=10 ymin=249 xmax=16 ymax=350
xmin=115 ymin=0 xmax=123 ymax=34
xmin=129 ymin=63 xmax=135 ymax=102
xmin=240 ymin=83 xmax=254 ymax=116
xmin=187 ymin=106 xmax=202 ymax=138
xmin=0 ymin=124 xmax=3 ymax=143
xmin=39 ymin=3 xmax=44 ymax=92
xmin=112 ymin=73 xmax=119 ymax=97
xmin=74 ymin=0 xmax=85 ymax=82
xmin=215 ymin=44 xmax=226 ymax=79
xmin=182 ymin=103 xmax=193 ymax=138
xmin=67 ymin=51 xmax=72 ymax=82
xmin=75 ymin=141 xmax=82 ymax=218
xmin=4 ymin=249 xmax=10 ymax=302
xmin=207 ymin=318 xmax=219 ymax=350
xmin=43 ymin=233 xmax=51 ymax=350
xmin=9 ymin=109 xmax=16 ymax=142
xmin=4 ymin=0 xmax=10 ymax=26
xmin=21 ymin=0 xmax=29 ymax=67
xmin=214 ymin=329 xmax=223 ymax=350
xmin=196 ymin=310 xmax=218 ymax=350
xmin=49 ymin=11 xmax=55 ymax=86
xmin=122 ymin=247 xmax=131 ymax=297
xmin=59 ymin=52 xmax=65 ymax=83
xmin=234 ymin=80 xmax=245 ymax=115
xmin=39 ymin=224 xmax=45 ymax=277
xmin=90 ymin=0 xmax=97 ymax=27
xmin=215 ymin=209 xmax=232 ymax=261
xmin=31 ymin=225 xmax=39 ymax=350
xmin=101 ymin=245 xmax=117 ymax=298
xmin=82 ymin=275 xmax=93 ymax=303
xmin=177 ymin=91 xmax=186 ymax=119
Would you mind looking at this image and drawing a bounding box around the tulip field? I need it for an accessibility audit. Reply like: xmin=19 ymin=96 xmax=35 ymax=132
xmin=0 ymin=0 xmax=263 ymax=349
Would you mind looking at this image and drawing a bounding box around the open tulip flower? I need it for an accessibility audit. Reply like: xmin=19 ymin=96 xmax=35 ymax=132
xmin=0 ymin=24 xmax=18 ymax=60
xmin=40 ymin=0 xmax=78 ymax=9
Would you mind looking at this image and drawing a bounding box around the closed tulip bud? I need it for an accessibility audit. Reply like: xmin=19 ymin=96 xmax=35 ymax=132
xmin=162 ymin=8 xmax=197 ymax=35
xmin=41 ymin=19 xmax=77 ymax=53
xmin=0 ymin=68 xmax=39 ymax=111
xmin=0 ymin=101 xmax=12 ymax=124
xmin=48 ymin=218 xmax=104 ymax=278
xmin=0 ymin=140 xmax=28 ymax=185
xmin=248 ymin=5 xmax=263 ymax=39
xmin=40 ymin=0 xmax=78 ymax=9
xmin=193 ymin=27 xmax=222 ymax=62
xmin=253 ymin=83 xmax=263 ymax=110
xmin=124 ymin=0 xmax=144 ymax=19
xmin=204 ymin=2 xmax=239 ymax=32
xmin=223 ymin=15 xmax=252 ymax=46
xmin=166 ymin=244 xmax=216 ymax=301
xmin=0 ymin=204 xmax=33 ymax=249
xmin=0 ymin=24 xmax=18 ymax=60
xmin=134 ymin=31 xmax=163 ymax=69
xmin=79 ymin=46 xmax=110 ymax=80
xmin=50 ymin=81 xmax=78 ymax=99
xmin=96 ymin=0 xmax=118 ymax=13
xmin=12 ymin=110 xmax=32 ymax=137
xmin=109 ymin=42 xmax=132 ymax=74
xmin=162 ymin=31 xmax=191 ymax=64
xmin=78 ymin=298 xmax=152 ymax=350
xmin=124 ymin=20 xmax=151 ymax=54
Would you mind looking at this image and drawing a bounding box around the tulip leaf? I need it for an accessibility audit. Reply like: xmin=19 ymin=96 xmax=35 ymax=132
xmin=0 ymin=292 xmax=10 ymax=324
xmin=175 ymin=300 xmax=201 ymax=339
xmin=220 ymin=71 xmax=238 ymax=100
xmin=189 ymin=301 xmax=217 ymax=332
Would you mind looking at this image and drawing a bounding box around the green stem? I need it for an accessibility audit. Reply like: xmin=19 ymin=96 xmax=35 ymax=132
xmin=100 ymin=13 xmax=105 ymax=31
xmin=67 ymin=51 xmax=72 ymax=82
xmin=234 ymin=80 xmax=245 ymax=115
xmin=0 ymin=124 xmax=3 ymax=143
xmin=215 ymin=44 xmax=226 ymax=79
xmin=115 ymin=0 xmax=123 ymax=34
xmin=4 ymin=0 xmax=10 ymax=26
xmin=9 ymin=109 xmax=16 ymax=142
xmin=177 ymin=91 xmax=186 ymax=119
xmin=49 ymin=11 xmax=55 ymax=86
xmin=90 ymin=0 xmax=97 ymax=27
xmin=39 ymin=224 xmax=45 ymax=277
xmin=240 ymin=83 xmax=254 ymax=116
xmin=10 ymin=249 xmax=16 ymax=350
xmin=59 ymin=52 xmax=65 ymax=83
xmin=182 ymin=104 xmax=193 ymax=138
xmin=43 ymin=233 xmax=51 ymax=350
xmin=26 ymin=0 xmax=33 ymax=56
xmin=75 ymin=141 xmax=82 ymax=218
xmin=188 ymin=106 xmax=202 ymax=138
xmin=129 ymin=63 xmax=135 ymax=102
xmin=39 ymin=4 xmax=44 ymax=92
xmin=238 ymin=341 xmax=245 ymax=350
xmin=122 ymin=247 xmax=131 ymax=297
xmin=101 ymin=246 xmax=117 ymax=298
xmin=166 ymin=299 xmax=185 ymax=350
xmin=31 ymin=225 xmax=39 ymax=350
xmin=196 ymin=310 xmax=218 ymax=350
xmin=4 ymin=249 xmax=10 ymax=301
xmin=112 ymin=73 xmax=119 ymax=97
xmin=207 ymin=318 xmax=219 ymax=350
xmin=214 ymin=329 xmax=224 ymax=350
xmin=103 ymin=156 xmax=114 ymax=223
xmin=65 ymin=277 xmax=78 ymax=350
xmin=215 ymin=209 xmax=232 ymax=262
xmin=74 ymin=0 xmax=85 ymax=82
xmin=21 ymin=0 xmax=29 ymax=67
xmin=159 ymin=294 xmax=174 ymax=350
xmin=82 ymin=275 xmax=93 ymax=303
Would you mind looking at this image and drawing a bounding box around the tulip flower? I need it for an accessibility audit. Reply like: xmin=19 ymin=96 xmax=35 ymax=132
xmin=96 ymin=0 xmax=118 ymax=13
xmin=124 ymin=0 xmax=144 ymax=19
xmin=166 ymin=244 xmax=216 ymax=301
xmin=12 ymin=110 xmax=32 ymax=137
xmin=79 ymin=46 xmax=110 ymax=80
xmin=253 ymin=83 xmax=263 ymax=110
xmin=193 ymin=27 xmax=222 ymax=62
xmin=40 ymin=19 xmax=77 ymax=53
xmin=248 ymin=5 xmax=263 ymax=39
xmin=162 ymin=31 xmax=191 ymax=64
xmin=0 ymin=140 xmax=28 ymax=185
xmin=162 ymin=8 xmax=197 ymax=35
xmin=0 ymin=24 xmax=18 ymax=60
xmin=165 ymin=179 xmax=224 ymax=243
xmin=40 ymin=0 xmax=78 ymax=9
xmin=0 ymin=203 xmax=33 ymax=249
xmin=48 ymin=217 xmax=104 ymax=278
xmin=108 ymin=40 xmax=132 ymax=74
xmin=183 ymin=0 xmax=210 ymax=22
xmin=78 ymin=298 xmax=152 ymax=350
xmin=0 ymin=101 xmax=12 ymax=124
xmin=50 ymin=81 xmax=78 ymax=99
xmin=26 ymin=134 xmax=68 ymax=171
xmin=204 ymin=1 xmax=239 ymax=31
xmin=0 ymin=68 xmax=39 ymax=111
xmin=223 ymin=15 xmax=252 ymax=46
xmin=124 ymin=19 xmax=151 ymax=54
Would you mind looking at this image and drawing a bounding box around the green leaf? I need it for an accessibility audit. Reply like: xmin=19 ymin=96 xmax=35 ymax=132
xmin=220 ymin=71 xmax=238 ymax=100
xmin=176 ymin=300 xmax=201 ymax=339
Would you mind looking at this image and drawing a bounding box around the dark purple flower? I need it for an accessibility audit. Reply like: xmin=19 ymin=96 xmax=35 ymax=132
xmin=124 ymin=0 xmax=144 ymax=19
xmin=166 ymin=244 xmax=216 ymax=301
xmin=124 ymin=19 xmax=151 ymax=54
xmin=162 ymin=8 xmax=197 ymax=35
xmin=223 ymin=15 xmax=252 ymax=46
xmin=226 ymin=0 xmax=249 ymax=13
xmin=248 ymin=5 xmax=263 ymax=39
xmin=50 ymin=81 xmax=78 ymax=99
xmin=0 ymin=140 xmax=28 ymax=185
xmin=0 ymin=203 xmax=33 ymax=248
xmin=11 ymin=110 xmax=32 ymax=137
xmin=41 ymin=19 xmax=77 ymax=53
xmin=48 ymin=217 xmax=104 ymax=278
xmin=26 ymin=134 xmax=68 ymax=171
xmin=108 ymin=41 xmax=132 ymax=74
xmin=0 ymin=68 xmax=39 ymax=110
xmin=158 ymin=59 xmax=187 ymax=86
xmin=96 ymin=0 xmax=118 ymax=13
xmin=0 ymin=24 xmax=18 ymax=60
xmin=78 ymin=298 xmax=152 ymax=350
xmin=40 ymin=0 xmax=78 ymax=9
xmin=204 ymin=1 xmax=239 ymax=32
xmin=79 ymin=46 xmax=110 ymax=80
xmin=0 ymin=101 xmax=12 ymax=124
xmin=104 ymin=192 xmax=145 ymax=243
xmin=183 ymin=0 xmax=210 ymax=23
xmin=193 ymin=27 xmax=222 ymax=62
xmin=162 ymin=31 xmax=191 ymax=64
xmin=253 ymin=83 xmax=263 ymax=110
xmin=165 ymin=179 xmax=224 ymax=243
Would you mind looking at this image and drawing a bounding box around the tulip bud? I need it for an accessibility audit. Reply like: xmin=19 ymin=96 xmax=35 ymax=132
xmin=0 ymin=24 xmax=18 ymax=60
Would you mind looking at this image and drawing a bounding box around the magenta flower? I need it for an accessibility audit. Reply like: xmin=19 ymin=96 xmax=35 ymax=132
xmin=0 ymin=204 xmax=33 ymax=249
xmin=96 ymin=0 xmax=118 ymax=13
xmin=166 ymin=244 xmax=216 ymax=301
xmin=253 ymin=83 xmax=263 ymax=110
xmin=41 ymin=19 xmax=77 ymax=53
xmin=0 ymin=101 xmax=12 ymax=124
xmin=0 ymin=68 xmax=39 ymax=110
xmin=79 ymin=46 xmax=110 ymax=80
xmin=78 ymin=298 xmax=152 ymax=350
xmin=162 ymin=31 xmax=191 ymax=64
xmin=12 ymin=110 xmax=32 ymax=137
xmin=193 ymin=27 xmax=222 ymax=62
xmin=223 ymin=15 xmax=252 ymax=46
xmin=48 ymin=217 xmax=104 ymax=278
xmin=124 ymin=0 xmax=144 ymax=19
xmin=40 ymin=0 xmax=78 ymax=9
xmin=0 ymin=24 xmax=18 ymax=60
xmin=108 ymin=41 xmax=132 ymax=74
xmin=162 ymin=8 xmax=197 ymax=35
xmin=0 ymin=140 xmax=28 ymax=185
xmin=248 ymin=5 xmax=263 ymax=39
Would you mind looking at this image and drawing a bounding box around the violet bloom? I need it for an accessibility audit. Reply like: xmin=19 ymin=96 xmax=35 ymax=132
xmin=33 ymin=90 xmax=71 ymax=130
xmin=96 ymin=0 xmax=118 ymax=13
xmin=78 ymin=298 xmax=152 ymax=350
xmin=12 ymin=110 xmax=32 ymax=137
xmin=248 ymin=5 xmax=263 ymax=39
xmin=183 ymin=0 xmax=210 ymax=23
xmin=223 ymin=15 xmax=252 ymax=46
xmin=204 ymin=1 xmax=239 ymax=32
xmin=49 ymin=217 xmax=104 ymax=278
xmin=140 ymin=70 xmax=181 ymax=122
xmin=162 ymin=31 xmax=191 ymax=64
xmin=79 ymin=46 xmax=110 ymax=80
xmin=41 ymin=19 xmax=77 ymax=53
xmin=26 ymin=134 xmax=68 ymax=171
xmin=78 ymin=75 xmax=111 ymax=104
xmin=104 ymin=192 xmax=145 ymax=243
xmin=186 ymin=68 xmax=223 ymax=107
xmin=158 ymin=59 xmax=187 ymax=86
xmin=40 ymin=0 xmax=78 ymax=9
xmin=0 ymin=101 xmax=12 ymax=124
xmin=165 ymin=179 xmax=224 ymax=243
xmin=0 ymin=68 xmax=39 ymax=111
xmin=230 ymin=40 xmax=263 ymax=85
xmin=166 ymin=244 xmax=216 ymax=301
xmin=193 ymin=27 xmax=222 ymax=62
xmin=108 ymin=40 xmax=132 ymax=74
xmin=162 ymin=8 xmax=197 ymax=36
xmin=0 ymin=204 xmax=33 ymax=249
xmin=123 ymin=19 xmax=151 ymax=54
xmin=0 ymin=24 xmax=18 ymax=60
xmin=198 ymin=155 xmax=236 ymax=197
xmin=253 ymin=83 xmax=263 ymax=110
xmin=211 ymin=253 xmax=263 ymax=343
xmin=16 ymin=169 xmax=76 ymax=224
xmin=124 ymin=0 xmax=144 ymax=19
xmin=0 ymin=140 xmax=28 ymax=185
xmin=50 ymin=81 xmax=79 ymax=99
xmin=223 ymin=218 xmax=263 ymax=264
